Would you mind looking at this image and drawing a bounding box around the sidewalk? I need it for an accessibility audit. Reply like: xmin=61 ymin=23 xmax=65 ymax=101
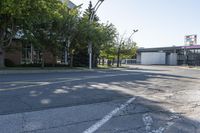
xmin=178 ymin=66 xmax=200 ymax=70
xmin=0 ymin=67 xmax=91 ymax=74
xmin=0 ymin=67 xmax=115 ymax=74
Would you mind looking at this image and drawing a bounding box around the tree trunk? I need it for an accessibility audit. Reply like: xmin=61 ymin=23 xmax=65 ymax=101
xmin=92 ymin=54 xmax=97 ymax=68
xmin=117 ymin=47 xmax=121 ymax=67
xmin=0 ymin=48 xmax=5 ymax=68
xmin=41 ymin=52 xmax=45 ymax=69
xmin=70 ymin=53 xmax=73 ymax=68
xmin=0 ymin=29 xmax=5 ymax=67
xmin=52 ymin=54 xmax=56 ymax=67
xmin=0 ymin=18 xmax=15 ymax=68
xmin=102 ymin=58 xmax=105 ymax=66
xmin=98 ymin=58 xmax=101 ymax=65
xmin=112 ymin=58 xmax=115 ymax=66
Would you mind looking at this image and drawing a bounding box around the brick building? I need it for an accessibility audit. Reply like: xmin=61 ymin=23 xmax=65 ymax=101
xmin=0 ymin=1 xmax=76 ymax=67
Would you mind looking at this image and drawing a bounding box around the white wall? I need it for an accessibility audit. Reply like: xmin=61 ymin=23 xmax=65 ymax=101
xmin=141 ymin=52 xmax=166 ymax=65
xmin=136 ymin=53 xmax=141 ymax=64
xmin=167 ymin=53 xmax=177 ymax=65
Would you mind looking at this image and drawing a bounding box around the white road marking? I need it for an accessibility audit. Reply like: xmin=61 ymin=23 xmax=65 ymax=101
xmin=83 ymin=97 xmax=136 ymax=133
xmin=0 ymin=73 xmax=137 ymax=92
xmin=142 ymin=113 xmax=179 ymax=133
xmin=143 ymin=113 xmax=153 ymax=132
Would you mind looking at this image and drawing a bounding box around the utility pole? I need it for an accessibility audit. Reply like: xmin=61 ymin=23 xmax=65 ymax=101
xmin=88 ymin=0 xmax=104 ymax=69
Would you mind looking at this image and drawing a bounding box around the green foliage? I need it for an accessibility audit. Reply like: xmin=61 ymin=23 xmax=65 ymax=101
xmin=100 ymin=33 xmax=138 ymax=63
xmin=83 ymin=1 xmax=99 ymax=22
xmin=0 ymin=0 xmax=136 ymax=67
xmin=0 ymin=0 xmax=62 ymax=46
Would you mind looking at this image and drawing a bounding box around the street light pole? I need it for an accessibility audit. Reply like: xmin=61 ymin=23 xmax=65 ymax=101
xmin=128 ymin=29 xmax=138 ymax=43
xmin=88 ymin=0 xmax=104 ymax=70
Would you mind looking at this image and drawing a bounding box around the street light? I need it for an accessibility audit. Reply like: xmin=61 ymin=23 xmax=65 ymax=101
xmin=88 ymin=0 xmax=104 ymax=70
xmin=128 ymin=29 xmax=138 ymax=43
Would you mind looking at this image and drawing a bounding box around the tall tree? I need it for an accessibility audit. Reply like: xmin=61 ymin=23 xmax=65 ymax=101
xmin=57 ymin=1 xmax=80 ymax=67
xmin=23 ymin=0 xmax=63 ymax=67
xmin=83 ymin=1 xmax=99 ymax=22
xmin=78 ymin=1 xmax=117 ymax=67
xmin=0 ymin=0 xmax=119 ymax=68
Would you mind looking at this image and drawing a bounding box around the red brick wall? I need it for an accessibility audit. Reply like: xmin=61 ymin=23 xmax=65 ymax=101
xmin=43 ymin=51 xmax=57 ymax=64
xmin=4 ymin=41 xmax=57 ymax=65
xmin=5 ymin=42 xmax=22 ymax=65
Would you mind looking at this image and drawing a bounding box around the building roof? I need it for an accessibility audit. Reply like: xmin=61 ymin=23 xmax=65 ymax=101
xmin=138 ymin=45 xmax=200 ymax=52
xmin=181 ymin=45 xmax=200 ymax=49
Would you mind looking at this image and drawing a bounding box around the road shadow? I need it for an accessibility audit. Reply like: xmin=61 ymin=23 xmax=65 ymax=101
xmin=0 ymin=70 xmax=200 ymax=132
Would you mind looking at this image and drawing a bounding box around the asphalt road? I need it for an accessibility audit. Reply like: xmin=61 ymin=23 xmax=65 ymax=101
xmin=0 ymin=65 xmax=200 ymax=133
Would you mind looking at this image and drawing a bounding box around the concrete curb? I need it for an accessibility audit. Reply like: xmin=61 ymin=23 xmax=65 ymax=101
xmin=0 ymin=68 xmax=113 ymax=75
xmin=0 ymin=69 xmax=93 ymax=75
xmin=178 ymin=66 xmax=200 ymax=71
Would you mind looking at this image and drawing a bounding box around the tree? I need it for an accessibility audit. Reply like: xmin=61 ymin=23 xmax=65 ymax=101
xmin=83 ymin=1 xmax=99 ymax=22
xmin=100 ymin=32 xmax=137 ymax=67
xmin=115 ymin=33 xmax=126 ymax=67
xmin=22 ymin=0 xmax=64 ymax=67
xmin=99 ymin=23 xmax=117 ymax=65
xmin=79 ymin=1 xmax=117 ymax=67
xmin=116 ymin=34 xmax=137 ymax=67
xmin=0 ymin=0 xmax=29 ymax=67
xmin=59 ymin=4 xmax=80 ymax=67
xmin=0 ymin=0 xmax=119 ymax=68
xmin=120 ymin=40 xmax=137 ymax=59
xmin=0 ymin=0 xmax=64 ymax=67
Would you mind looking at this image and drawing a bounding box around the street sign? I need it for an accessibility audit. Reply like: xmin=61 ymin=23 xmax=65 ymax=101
xmin=88 ymin=42 xmax=92 ymax=54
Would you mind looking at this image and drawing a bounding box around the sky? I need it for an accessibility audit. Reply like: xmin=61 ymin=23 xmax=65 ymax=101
xmin=71 ymin=0 xmax=200 ymax=48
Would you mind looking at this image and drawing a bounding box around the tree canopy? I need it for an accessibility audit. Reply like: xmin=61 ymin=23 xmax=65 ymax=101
xmin=0 ymin=0 xmax=137 ymax=67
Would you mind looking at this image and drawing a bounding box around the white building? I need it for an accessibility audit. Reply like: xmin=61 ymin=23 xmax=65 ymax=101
xmin=137 ymin=45 xmax=200 ymax=66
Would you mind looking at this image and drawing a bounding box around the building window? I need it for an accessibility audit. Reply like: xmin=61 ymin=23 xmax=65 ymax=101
xmin=21 ymin=44 xmax=42 ymax=64
xmin=21 ymin=44 xmax=32 ymax=64
xmin=32 ymin=50 xmax=42 ymax=64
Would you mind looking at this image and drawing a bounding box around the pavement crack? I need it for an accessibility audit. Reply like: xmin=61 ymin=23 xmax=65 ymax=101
xmin=16 ymin=96 xmax=33 ymax=110
xmin=21 ymin=113 xmax=26 ymax=132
